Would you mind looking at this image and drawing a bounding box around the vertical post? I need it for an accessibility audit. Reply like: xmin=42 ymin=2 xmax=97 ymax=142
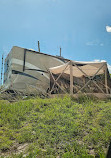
xmin=1 ymin=54 xmax=3 ymax=85
xmin=83 ymin=75 xmax=85 ymax=85
xmin=38 ymin=41 xmax=40 ymax=53
xmin=60 ymin=47 xmax=61 ymax=57
xmin=105 ymin=65 xmax=108 ymax=94
xmin=70 ymin=61 xmax=73 ymax=95
xmin=23 ymin=49 xmax=26 ymax=72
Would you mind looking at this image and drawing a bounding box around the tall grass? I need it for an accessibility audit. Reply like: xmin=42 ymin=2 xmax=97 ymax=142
xmin=0 ymin=96 xmax=111 ymax=157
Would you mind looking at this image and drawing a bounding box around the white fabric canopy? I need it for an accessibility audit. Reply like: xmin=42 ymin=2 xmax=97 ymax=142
xmin=49 ymin=61 xmax=107 ymax=78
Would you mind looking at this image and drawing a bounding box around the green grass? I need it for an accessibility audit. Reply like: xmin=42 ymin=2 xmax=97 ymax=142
xmin=0 ymin=95 xmax=111 ymax=157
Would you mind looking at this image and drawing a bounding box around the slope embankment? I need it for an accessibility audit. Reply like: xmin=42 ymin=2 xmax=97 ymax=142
xmin=0 ymin=96 xmax=111 ymax=157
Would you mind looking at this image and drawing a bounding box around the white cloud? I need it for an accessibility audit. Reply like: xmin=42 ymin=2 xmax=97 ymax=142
xmin=86 ymin=40 xmax=104 ymax=46
xmin=106 ymin=26 xmax=111 ymax=32
xmin=101 ymin=60 xmax=106 ymax=62
xmin=93 ymin=59 xmax=107 ymax=63
xmin=93 ymin=59 xmax=101 ymax=62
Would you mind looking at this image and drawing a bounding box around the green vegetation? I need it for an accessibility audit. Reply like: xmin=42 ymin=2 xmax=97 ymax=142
xmin=0 ymin=95 xmax=111 ymax=157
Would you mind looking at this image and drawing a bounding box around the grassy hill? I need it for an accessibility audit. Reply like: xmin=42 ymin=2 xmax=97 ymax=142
xmin=0 ymin=95 xmax=111 ymax=157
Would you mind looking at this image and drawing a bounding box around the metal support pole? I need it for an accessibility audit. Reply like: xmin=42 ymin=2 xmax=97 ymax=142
xmin=60 ymin=47 xmax=61 ymax=57
xmin=38 ymin=41 xmax=40 ymax=53
xmin=1 ymin=54 xmax=3 ymax=85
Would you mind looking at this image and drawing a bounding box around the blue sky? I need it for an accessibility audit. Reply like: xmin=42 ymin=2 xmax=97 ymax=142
xmin=0 ymin=0 xmax=111 ymax=71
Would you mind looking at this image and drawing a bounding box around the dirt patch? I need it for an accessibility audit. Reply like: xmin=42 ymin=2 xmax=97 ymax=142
xmin=0 ymin=143 xmax=29 ymax=157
